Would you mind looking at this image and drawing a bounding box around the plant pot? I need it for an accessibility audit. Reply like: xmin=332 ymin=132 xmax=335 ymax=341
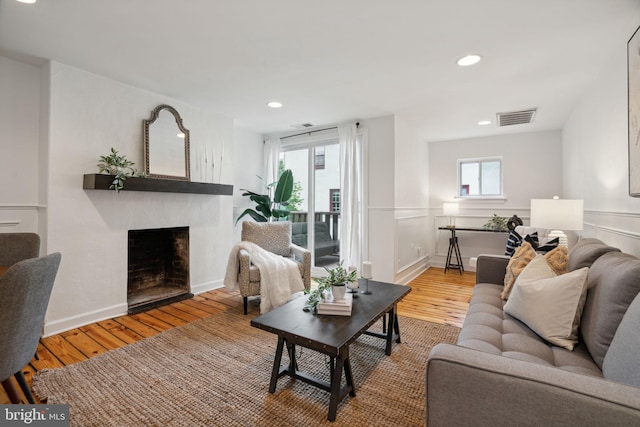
xmin=332 ymin=285 xmax=346 ymax=301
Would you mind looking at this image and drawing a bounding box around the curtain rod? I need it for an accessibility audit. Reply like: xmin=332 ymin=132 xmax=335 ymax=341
xmin=278 ymin=122 xmax=359 ymax=140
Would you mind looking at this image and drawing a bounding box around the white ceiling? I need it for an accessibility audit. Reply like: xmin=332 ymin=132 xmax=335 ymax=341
xmin=1 ymin=0 xmax=639 ymax=141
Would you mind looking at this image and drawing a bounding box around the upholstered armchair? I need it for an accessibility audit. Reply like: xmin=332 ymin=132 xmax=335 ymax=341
xmin=238 ymin=221 xmax=311 ymax=314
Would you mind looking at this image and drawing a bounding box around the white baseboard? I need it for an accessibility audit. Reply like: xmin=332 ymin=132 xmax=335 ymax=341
xmin=395 ymin=257 xmax=430 ymax=285
xmin=43 ymin=303 xmax=128 ymax=337
xmin=43 ymin=280 xmax=226 ymax=337
xmin=191 ymin=279 xmax=224 ymax=295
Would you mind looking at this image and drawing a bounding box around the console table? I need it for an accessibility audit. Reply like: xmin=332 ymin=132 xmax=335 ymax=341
xmin=438 ymin=227 xmax=508 ymax=274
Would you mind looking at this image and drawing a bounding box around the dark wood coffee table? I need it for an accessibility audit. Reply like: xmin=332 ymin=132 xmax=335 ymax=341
xmin=250 ymin=280 xmax=411 ymax=422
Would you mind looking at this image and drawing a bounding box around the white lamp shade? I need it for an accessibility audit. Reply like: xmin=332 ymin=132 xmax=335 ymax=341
xmin=443 ymin=202 xmax=459 ymax=215
xmin=530 ymin=199 xmax=584 ymax=231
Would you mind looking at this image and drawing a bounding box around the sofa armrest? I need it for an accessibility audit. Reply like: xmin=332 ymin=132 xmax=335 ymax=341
xmin=475 ymin=254 xmax=509 ymax=285
xmin=290 ymin=243 xmax=311 ymax=290
xmin=426 ymin=343 xmax=640 ymax=426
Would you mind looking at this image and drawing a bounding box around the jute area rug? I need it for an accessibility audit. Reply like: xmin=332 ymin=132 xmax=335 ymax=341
xmin=34 ymin=310 xmax=460 ymax=427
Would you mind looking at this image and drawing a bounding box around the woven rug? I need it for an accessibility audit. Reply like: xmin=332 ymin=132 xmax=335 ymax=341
xmin=34 ymin=310 xmax=460 ymax=427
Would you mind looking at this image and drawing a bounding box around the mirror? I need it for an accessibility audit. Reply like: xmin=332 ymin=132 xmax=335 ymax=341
xmin=143 ymin=105 xmax=190 ymax=180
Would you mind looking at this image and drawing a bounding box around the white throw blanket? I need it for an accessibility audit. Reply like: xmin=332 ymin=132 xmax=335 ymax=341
xmin=224 ymin=241 xmax=304 ymax=313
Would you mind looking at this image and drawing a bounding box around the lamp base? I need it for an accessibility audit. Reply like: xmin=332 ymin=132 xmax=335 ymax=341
xmin=548 ymin=230 xmax=568 ymax=247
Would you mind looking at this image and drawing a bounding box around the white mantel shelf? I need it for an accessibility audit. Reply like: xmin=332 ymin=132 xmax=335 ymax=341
xmin=83 ymin=174 xmax=233 ymax=195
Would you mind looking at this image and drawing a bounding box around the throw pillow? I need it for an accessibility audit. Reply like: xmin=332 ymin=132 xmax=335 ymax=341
xmin=504 ymin=267 xmax=590 ymax=350
xmin=502 ymin=242 xmax=536 ymax=299
xmin=512 ymin=254 xmax=558 ymax=284
xmin=536 ymin=237 xmax=559 ymax=253
xmin=509 ymin=246 xmax=569 ymax=290
xmin=543 ymin=245 xmax=569 ymax=276
xmin=524 ymin=232 xmax=540 ymax=250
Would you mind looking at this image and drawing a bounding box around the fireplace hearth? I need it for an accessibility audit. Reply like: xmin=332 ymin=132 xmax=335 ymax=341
xmin=127 ymin=226 xmax=191 ymax=314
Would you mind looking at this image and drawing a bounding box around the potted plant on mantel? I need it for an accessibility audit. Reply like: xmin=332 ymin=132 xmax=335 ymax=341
xmin=97 ymin=147 xmax=144 ymax=192
xmin=303 ymin=262 xmax=357 ymax=312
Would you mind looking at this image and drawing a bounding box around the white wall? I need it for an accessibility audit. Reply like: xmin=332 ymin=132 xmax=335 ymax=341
xmin=428 ymin=130 xmax=563 ymax=268
xmin=563 ymin=45 xmax=640 ymax=256
xmin=0 ymin=56 xmax=41 ymax=234
xmin=232 ymin=123 xmax=264 ymax=241
xmin=42 ymin=62 xmax=235 ymax=335
xmin=393 ymin=114 xmax=430 ymax=283
xmin=359 ymin=115 xmax=396 ymax=282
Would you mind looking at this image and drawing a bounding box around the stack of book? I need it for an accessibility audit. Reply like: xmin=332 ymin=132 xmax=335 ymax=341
xmin=317 ymin=292 xmax=353 ymax=316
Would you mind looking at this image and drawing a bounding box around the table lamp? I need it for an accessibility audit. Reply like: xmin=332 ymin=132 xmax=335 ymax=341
xmin=530 ymin=197 xmax=583 ymax=247
xmin=443 ymin=202 xmax=459 ymax=227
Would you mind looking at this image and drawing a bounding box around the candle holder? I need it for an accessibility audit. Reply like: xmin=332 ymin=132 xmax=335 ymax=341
xmin=361 ymin=278 xmax=372 ymax=294
xmin=361 ymin=261 xmax=373 ymax=294
xmin=347 ymin=280 xmax=359 ymax=298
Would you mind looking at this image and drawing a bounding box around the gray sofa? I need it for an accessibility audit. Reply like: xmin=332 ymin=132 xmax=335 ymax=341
xmin=426 ymin=238 xmax=640 ymax=426
xmin=291 ymin=221 xmax=339 ymax=259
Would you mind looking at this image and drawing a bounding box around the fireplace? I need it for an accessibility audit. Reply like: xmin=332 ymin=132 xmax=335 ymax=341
xmin=127 ymin=226 xmax=191 ymax=313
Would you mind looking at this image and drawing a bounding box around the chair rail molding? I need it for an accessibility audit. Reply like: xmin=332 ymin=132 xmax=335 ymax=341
xmin=0 ymin=220 xmax=21 ymax=227
xmin=584 ymin=222 xmax=640 ymax=240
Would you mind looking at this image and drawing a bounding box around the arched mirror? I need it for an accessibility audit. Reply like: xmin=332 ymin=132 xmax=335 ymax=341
xmin=143 ymin=105 xmax=190 ymax=180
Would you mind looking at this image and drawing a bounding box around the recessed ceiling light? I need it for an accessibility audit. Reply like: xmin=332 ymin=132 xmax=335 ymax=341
xmin=478 ymin=120 xmax=492 ymax=126
xmin=267 ymin=101 xmax=283 ymax=108
xmin=16 ymin=0 xmax=37 ymax=4
xmin=457 ymin=54 xmax=482 ymax=67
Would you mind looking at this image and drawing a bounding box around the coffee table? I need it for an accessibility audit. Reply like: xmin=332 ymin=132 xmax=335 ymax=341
xmin=250 ymin=280 xmax=411 ymax=422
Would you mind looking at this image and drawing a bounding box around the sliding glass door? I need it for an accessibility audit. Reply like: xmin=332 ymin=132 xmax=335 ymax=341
xmin=281 ymin=140 xmax=340 ymax=273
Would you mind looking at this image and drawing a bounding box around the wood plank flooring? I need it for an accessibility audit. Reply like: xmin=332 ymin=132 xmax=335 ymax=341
xmin=1 ymin=267 xmax=475 ymax=404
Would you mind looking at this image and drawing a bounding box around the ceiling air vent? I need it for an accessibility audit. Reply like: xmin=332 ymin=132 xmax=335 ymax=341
xmin=496 ymin=108 xmax=537 ymax=127
xmin=291 ymin=123 xmax=314 ymax=129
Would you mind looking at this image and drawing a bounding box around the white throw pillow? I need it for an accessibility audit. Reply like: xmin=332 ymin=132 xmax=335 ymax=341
xmin=514 ymin=254 xmax=558 ymax=283
xmin=504 ymin=267 xmax=589 ymax=350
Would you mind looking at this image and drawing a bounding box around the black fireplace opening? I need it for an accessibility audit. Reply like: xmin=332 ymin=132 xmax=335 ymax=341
xmin=127 ymin=226 xmax=191 ymax=314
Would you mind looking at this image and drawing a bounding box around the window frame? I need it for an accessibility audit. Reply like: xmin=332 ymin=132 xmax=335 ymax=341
xmin=457 ymin=156 xmax=503 ymax=198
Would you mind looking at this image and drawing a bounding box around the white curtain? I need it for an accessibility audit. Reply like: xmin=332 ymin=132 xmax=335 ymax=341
xmin=338 ymin=123 xmax=363 ymax=271
xmin=263 ymin=138 xmax=280 ymax=188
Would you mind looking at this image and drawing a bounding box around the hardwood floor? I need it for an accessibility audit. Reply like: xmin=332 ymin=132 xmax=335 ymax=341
xmin=1 ymin=267 xmax=475 ymax=404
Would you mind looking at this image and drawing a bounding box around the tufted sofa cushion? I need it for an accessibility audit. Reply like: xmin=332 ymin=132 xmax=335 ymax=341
xmin=603 ymin=292 xmax=640 ymax=387
xmin=458 ymin=282 xmax=603 ymax=377
xmin=580 ymin=252 xmax=640 ymax=369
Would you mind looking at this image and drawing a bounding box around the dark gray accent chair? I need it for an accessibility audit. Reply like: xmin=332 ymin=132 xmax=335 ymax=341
xmin=0 ymin=252 xmax=61 ymax=403
xmin=0 ymin=233 xmax=40 ymax=265
xmin=0 ymin=232 xmax=41 ymax=401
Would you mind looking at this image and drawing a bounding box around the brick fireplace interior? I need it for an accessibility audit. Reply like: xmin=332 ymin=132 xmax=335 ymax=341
xmin=127 ymin=226 xmax=191 ymax=313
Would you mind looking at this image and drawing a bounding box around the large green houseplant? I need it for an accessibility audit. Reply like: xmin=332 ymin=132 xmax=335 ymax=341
xmin=236 ymin=169 xmax=294 ymax=223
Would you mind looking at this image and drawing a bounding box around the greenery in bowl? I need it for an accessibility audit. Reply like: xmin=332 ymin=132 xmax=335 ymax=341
xmin=97 ymin=147 xmax=141 ymax=192
xmin=483 ymin=214 xmax=508 ymax=231
xmin=303 ymin=262 xmax=357 ymax=312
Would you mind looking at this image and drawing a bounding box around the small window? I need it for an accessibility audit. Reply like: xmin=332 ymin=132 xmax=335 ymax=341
xmin=330 ymin=189 xmax=340 ymax=212
xmin=458 ymin=158 xmax=502 ymax=197
xmin=314 ymin=146 xmax=325 ymax=170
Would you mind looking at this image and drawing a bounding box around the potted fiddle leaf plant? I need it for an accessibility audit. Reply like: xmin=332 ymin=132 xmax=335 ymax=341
xmin=236 ymin=169 xmax=294 ymax=223
xmin=303 ymin=262 xmax=357 ymax=311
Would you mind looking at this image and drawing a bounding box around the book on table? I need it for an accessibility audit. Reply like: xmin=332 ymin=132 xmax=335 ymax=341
xmin=317 ymin=292 xmax=353 ymax=316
